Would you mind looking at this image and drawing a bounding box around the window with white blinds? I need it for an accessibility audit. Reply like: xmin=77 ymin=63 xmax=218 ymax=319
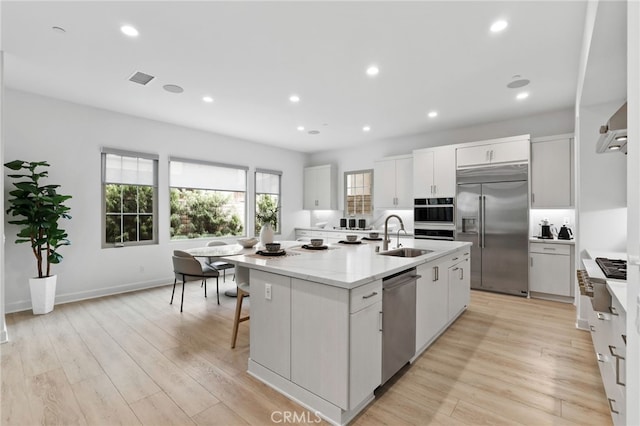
xmin=255 ymin=169 xmax=282 ymax=235
xmin=169 ymin=158 xmax=247 ymax=239
xmin=102 ymin=148 xmax=158 ymax=247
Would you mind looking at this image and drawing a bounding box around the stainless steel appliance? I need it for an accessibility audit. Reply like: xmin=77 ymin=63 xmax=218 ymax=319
xmin=414 ymin=197 xmax=455 ymax=241
xmin=381 ymin=267 xmax=419 ymax=384
xmin=578 ymin=257 xmax=627 ymax=312
xmin=456 ymin=164 xmax=529 ymax=296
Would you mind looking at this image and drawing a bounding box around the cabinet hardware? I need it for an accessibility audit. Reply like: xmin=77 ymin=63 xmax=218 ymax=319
xmin=608 ymin=398 xmax=619 ymax=414
xmin=452 ymin=257 xmax=459 ymax=261
xmin=543 ymin=247 xmax=556 ymax=251
xmin=615 ymin=356 xmax=626 ymax=386
xmin=362 ymin=292 xmax=378 ymax=299
xmin=379 ymin=311 xmax=383 ymax=331
xmin=532 ymin=193 xmax=535 ymax=204
xmin=485 ymin=150 xmax=490 ymax=161
xmin=459 ymin=268 xmax=464 ymax=279
xmin=490 ymin=150 xmax=495 ymax=161
xmin=622 ymin=334 xmax=627 ymax=345
xmin=609 ymin=345 xmax=623 ymax=359
xmin=596 ymin=312 xmax=608 ymax=321
xmin=589 ymin=325 xmax=596 ymax=332
xmin=433 ymin=266 xmax=439 ymax=281
xmin=609 ymin=306 xmax=619 ymax=316
xmin=463 ymin=252 xmax=469 ymax=256
xmin=596 ymin=352 xmax=605 ymax=363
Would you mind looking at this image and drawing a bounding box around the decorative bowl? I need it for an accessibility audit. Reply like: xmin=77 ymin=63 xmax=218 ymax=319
xmin=265 ymin=242 xmax=281 ymax=252
xmin=346 ymin=235 xmax=358 ymax=242
xmin=369 ymin=232 xmax=379 ymax=239
xmin=310 ymin=238 xmax=324 ymax=247
xmin=237 ymin=237 xmax=258 ymax=248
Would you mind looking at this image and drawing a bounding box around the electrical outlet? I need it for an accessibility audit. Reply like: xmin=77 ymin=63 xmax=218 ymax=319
xmin=265 ymin=283 xmax=272 ymax=301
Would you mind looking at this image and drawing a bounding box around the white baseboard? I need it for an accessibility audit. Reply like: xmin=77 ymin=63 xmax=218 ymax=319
xmin=5 ymin=277 xmax=173 ymax=314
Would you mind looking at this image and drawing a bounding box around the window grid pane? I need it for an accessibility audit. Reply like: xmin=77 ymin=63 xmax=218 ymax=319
xmin=255 ymin=171 xmax=281 ymax=236
xmin=345 ymin=170 xmax=372 ymax=216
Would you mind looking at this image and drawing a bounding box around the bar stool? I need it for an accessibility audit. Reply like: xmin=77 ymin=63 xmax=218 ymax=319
xmin=231 ymin=282 xmax=250 ymax=348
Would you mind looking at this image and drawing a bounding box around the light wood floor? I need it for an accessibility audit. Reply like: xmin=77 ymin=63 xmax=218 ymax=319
xmin=1 ymin=283 xmax=611 ymax=426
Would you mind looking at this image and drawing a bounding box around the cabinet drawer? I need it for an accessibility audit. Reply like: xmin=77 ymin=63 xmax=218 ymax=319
xmin=530 ymin=243 xmax=570 ymax=255
xmin=350 ymin=280 xmax=382 ymax=313
xmin=296 ymin=229 xmax=313 ymax=237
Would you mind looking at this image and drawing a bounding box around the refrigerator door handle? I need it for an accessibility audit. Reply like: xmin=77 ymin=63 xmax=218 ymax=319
xmin=481 ymin=195 xmax=486 ymax=248
xmin=478 ymin=196 xmax=483 ymax=248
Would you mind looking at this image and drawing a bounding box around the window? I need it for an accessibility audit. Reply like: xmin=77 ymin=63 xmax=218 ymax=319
xmin=169 ymin=158 xmax=247 ymax=239
xmin=345 ymin=170 xmax=373 ymax=215
xmin=102 ymin=148 xmax=158 ymax=247
xmin=255 ymin=169 xmax=282 ymax=235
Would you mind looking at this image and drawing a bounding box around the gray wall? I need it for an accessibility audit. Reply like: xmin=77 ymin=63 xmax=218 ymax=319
xmin=3 ymin=89 xmax=309 ymax=312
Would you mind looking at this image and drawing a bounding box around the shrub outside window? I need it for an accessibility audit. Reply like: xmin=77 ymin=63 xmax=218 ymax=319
xmin=255 ymin=170 xmax=281 ymax=235
xmin=102 ymin=149 xmax=158 ymax=247
xmin=170 ymin=158 xmax=247 ymax=239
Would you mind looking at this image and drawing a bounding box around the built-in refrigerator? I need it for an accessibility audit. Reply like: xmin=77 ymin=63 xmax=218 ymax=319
xmin=456 ymin=164 xmax=529 ymax=296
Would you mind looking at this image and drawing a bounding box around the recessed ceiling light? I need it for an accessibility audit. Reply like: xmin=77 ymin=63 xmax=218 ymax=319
xmin=362 ymin=126 xmax=371 ymax=132
xmin=490 ymin=20 xmax=508 ymax=33
xmin=615 ymin=135 xmax=627 ymax=142
xmin=289 ymin=95 xmax=300 ymax=103
xmin=366 ymin=66 xmax=379 ymax=76
xmin=297 ymin=126 xmax=305 ymax=131
xmin=120 ymin=25 xmax=139 ymax=37
xmin=428 ymin=111 xmax=438 ymax=118
xmin=163 ymin=84 xmax=184 ymax=94
xmin=202 ymin=96 xmax=214 ymax=103
xmin=609 ymin=144 xmax=621 ymax=151
xmin=516 ymin=92 xmax=529 ymax=100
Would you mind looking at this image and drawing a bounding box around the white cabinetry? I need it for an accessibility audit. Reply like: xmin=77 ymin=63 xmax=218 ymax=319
xmin=531 ymin=135 xmax=573 ymax=207
xmin=413 ymin=146 xmax=456 ymax=198
xmin=529 ymin=242 xmax=573 ymax=298
xmin=448 ymin=256 xmax=470 ymax=319
xmin=304 ymin=164 xmax=337 ymax=210
xmin=250 ymin=270 xmax=291 ymax=379
xmin=456 ymin=138 xmax=529 ymax=168
xmin=374 ymin=155 xmax=413 ymax=209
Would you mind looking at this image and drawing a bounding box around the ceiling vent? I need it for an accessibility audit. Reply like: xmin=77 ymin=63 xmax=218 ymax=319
xmin=128 ymin=71 xmax=155 ymax=85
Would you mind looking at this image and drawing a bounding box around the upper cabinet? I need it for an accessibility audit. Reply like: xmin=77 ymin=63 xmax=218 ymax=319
xmin=531 ymin=135 xmax=573 ymax=208
xmin=413 ymin=146 xmax=456 ymax=198
xmin=304 ymin=164 xmax=337 ymax=210
xmin=374 ymin=155 xmax=413 ymax=209
xmin=456 ymin=137 xmax=529 ymax=168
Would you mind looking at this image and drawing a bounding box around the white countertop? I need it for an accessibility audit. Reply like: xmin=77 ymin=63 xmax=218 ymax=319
xmin=584 ymin=249 xmax=627 ymax=311
xmin=221 ymin=239 xmax=471 ymax=289
xmin=297 ymin=227 xmax=415 ymax=237
xmin=529 ymin=237 xmax=575 ymax=245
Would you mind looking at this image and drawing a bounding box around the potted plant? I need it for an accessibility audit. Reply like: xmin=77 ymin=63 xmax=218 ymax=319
xmin=4 ymin=160 xmax=72 ymax=314
xmin=256 ymin=195 xmax=279 ymax=245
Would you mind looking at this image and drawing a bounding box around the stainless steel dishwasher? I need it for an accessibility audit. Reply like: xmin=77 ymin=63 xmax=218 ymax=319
xmin=381 ymin=267 xmax=419 ymax=385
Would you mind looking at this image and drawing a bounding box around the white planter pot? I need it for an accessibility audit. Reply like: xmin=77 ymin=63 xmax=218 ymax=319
xmin=260 ymin=223 xmax=274 ymax=245
xmin=29 ymin=275 xmax=57 ymax=315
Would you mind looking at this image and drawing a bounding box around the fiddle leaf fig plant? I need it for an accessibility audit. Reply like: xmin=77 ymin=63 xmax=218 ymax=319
xmin=4 ymin=160 xmax=72 ymax=278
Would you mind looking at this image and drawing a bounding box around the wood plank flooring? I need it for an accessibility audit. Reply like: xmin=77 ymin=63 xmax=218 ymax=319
xmin=1 ymin=283 xmax=611 ymax=425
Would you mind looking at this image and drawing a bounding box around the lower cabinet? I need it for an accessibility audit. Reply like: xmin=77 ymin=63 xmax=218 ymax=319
xmin=349 ymin=298 xmax=382 ymax=408
xmin=448 ymin=257 xmax=470 ymax=318
xmin=529 ymin=242 xmax=573 ymax=298
xmin=416 ymin=259 xmax=449 ymax=353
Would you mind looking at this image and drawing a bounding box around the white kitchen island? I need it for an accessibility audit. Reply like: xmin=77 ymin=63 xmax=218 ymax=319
xmin=222 ymin=239 xmax=472 ymax=425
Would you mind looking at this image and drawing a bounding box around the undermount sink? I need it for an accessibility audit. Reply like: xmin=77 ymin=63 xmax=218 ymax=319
xmin=379 ymin=248 xmax=433 ymax=258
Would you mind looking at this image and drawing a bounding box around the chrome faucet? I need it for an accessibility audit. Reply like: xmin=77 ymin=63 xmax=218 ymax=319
xmin=383 ymin=214 xmax=405 ymax=251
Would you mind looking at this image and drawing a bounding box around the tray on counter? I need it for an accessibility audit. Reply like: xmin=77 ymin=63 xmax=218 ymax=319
xmin=338 ymin=240 xmax=362 ymax=245
xmin=256 ymin=249 xmax=287 ymax=256
xmin=301 ymin=245 xmax=329 ymax=250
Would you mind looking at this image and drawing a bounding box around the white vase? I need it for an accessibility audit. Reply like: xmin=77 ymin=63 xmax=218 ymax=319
xmin=260 ymin=223 xmax=274 ymax=245
xmin=29 ymin=275 xmax=57 ymax=315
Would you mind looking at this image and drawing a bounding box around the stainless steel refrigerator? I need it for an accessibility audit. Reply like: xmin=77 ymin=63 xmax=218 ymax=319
xmin=456 ymin=164 xmax=529 ymax=296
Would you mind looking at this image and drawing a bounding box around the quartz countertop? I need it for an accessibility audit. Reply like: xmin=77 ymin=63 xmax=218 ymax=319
xmin=222 ymin=239 xmax=471 ymax=289
xmin=529 ymin=237 xmax=575 ymax=245
xmin=296 ymin=226 xmax=415 ymax=237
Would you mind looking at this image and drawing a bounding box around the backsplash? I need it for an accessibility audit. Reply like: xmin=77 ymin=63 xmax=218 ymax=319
xmin=530 ymin=209 xmax=575 ymax=238
xmin=309 ymin=209 xmax=414 ymax=232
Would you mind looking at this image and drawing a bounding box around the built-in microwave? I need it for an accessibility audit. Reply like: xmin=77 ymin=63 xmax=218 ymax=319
xmin=414 ymin=197 xmax=455 ymax=224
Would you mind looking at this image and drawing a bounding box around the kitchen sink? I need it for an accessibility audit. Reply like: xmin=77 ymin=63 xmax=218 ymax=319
xmin=379 ymin=248 xmax=433 ymax=258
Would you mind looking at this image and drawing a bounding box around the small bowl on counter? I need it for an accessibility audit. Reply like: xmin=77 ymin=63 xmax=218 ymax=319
xmin=237 ymin=237 xmax=258 ymax=248
xmin=265 ymin=242 xmax=281 ymax=252
xmin=310 ymin=238 xmax=324 ymax=247
xmin=346 ymin=235 xmax=358 ymax=242
xmin=368 ymin=232 xmax=379 ymax=239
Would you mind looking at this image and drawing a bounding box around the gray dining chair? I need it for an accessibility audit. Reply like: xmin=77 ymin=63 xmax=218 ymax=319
xmin=205 ymin=241 xmax=235 ymax=282
xmin=171 ymin=250 xmax=220 ymax=312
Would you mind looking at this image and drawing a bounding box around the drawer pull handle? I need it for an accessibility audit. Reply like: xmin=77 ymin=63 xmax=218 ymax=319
xmin=543 ymin=247 xmax=556 ymax=250
xmin=596 ymin=312 xmax=607 ymax=321
xmin=609 ymin=306 xmax=619 ymax=316
xmin=608 ymin=398 xmax=619 ymax=414
xmin=589 ymin=325 xmax=596 ymax=332
xmin=596 ymin=353 xmax=605 ymax=363
xmin=452 ymin=257 xmax=459 ymax=261
xmin=362 ymin=292 xmax=378 ymax=299
xmin=622 ymin=334 xmax=627 ymax=345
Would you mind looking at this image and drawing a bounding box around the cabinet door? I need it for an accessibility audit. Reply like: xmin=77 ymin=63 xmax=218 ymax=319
xmin=413 ymin=150 xmax=435 ymax=198
xmin=349 ymin=301 xmax=382 ymax=409
xmin=303 ymin=167 xmax=317 ymax=209
xmin=433 ymin=147 xmax=456 ymax=197
xmin=249 ymin=270 xmax=291 ymax=379
xmin=531 ymin=138 xmax=572 ymax=207
xmin=291 ymin=279 xmax=349 ymax=409
xmin=490 ymin=140 xmax=529 ymax=165
xmin=415 ymin=261 xmax=449 ymax=353
xmin=456 ymin=144 xmax=492 ymax=168
xmin=374 ymin=159 xmax=398 ymax=208
xmin=315 ymin=165 xmax=334 ymax=209
xmin=394 ymin=157 xmax=414 ymax=208
xmin=529 ymin=252 xmax=571 ymax=296
xmin=448 ymin=258 xmax=470 ymax=320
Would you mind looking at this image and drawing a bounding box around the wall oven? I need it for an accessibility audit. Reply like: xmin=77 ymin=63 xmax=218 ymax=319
xmin=414 ymin=198 xmax=455 ymax=240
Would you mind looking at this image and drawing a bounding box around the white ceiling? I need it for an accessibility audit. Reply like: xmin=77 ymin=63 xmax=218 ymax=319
xmin=1 ymin=1 xmax=618 ymax=153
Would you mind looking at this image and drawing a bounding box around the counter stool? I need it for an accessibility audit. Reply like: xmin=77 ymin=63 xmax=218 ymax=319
xmin=231 ymin=282 xmax=250 ymax=348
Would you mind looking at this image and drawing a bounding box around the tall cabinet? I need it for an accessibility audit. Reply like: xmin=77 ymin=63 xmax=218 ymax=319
xmin=413 ymin=146 xmax=456 ymax=197
xmin=530 ymin=135 xmax=574 ymax=207
xmin=303 ymin=164 xmax=337 ymax=210
xmin=374 ymin=155 xmax=413 ymax=209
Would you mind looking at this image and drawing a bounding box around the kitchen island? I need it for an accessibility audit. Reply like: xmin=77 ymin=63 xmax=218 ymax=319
xmin=222 ymin=239 xmax=472 ymax=425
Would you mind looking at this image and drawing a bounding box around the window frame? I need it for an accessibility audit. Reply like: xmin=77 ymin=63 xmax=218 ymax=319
xmin=101 ymin=147 xmax=159 ymax=248
xmin=344 ymin=169 xmax=374 ymax=217
xmin=168 ymin=157 xmax=248 ymax=241
xmin=254 ymin=168 xmax=282 ymax=236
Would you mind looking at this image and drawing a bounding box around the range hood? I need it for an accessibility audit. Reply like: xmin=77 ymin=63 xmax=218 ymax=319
xmin=596 ymin=102 xmax=627 ymax=154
